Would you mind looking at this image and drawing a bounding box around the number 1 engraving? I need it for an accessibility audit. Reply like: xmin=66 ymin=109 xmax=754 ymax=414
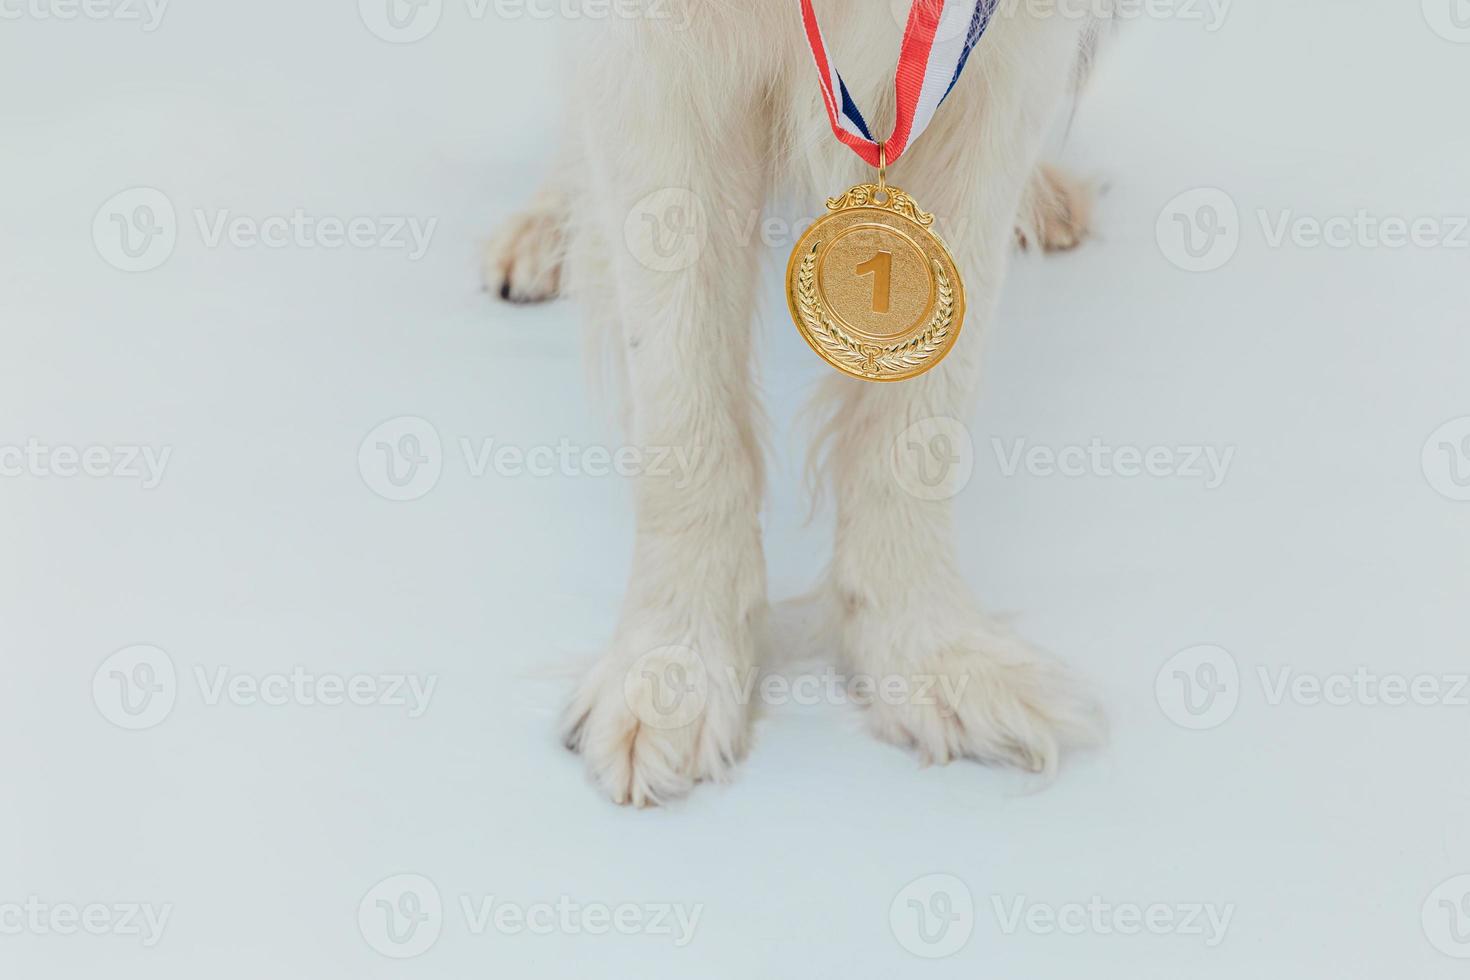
xmin=855 ymin=250 xmax=892 ymax=314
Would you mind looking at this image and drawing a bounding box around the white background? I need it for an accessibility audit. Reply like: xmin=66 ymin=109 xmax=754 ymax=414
xmin=2 ymin=1 xmax=1469 ymax=976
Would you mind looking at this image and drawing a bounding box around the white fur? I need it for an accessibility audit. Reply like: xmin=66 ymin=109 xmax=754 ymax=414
xmin=501 ymin=0 xmax=1106 ymax=805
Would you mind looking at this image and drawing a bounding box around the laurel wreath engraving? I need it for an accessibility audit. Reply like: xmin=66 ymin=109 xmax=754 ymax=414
xmin=796 ymin=243 xmax=953 ymax=377
xmin=825 ymin=183 xmax=935 ymax=226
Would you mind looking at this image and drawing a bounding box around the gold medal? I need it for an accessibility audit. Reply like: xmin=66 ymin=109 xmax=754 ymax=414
xmin=786 ymin=156 xmax=964 ymax=383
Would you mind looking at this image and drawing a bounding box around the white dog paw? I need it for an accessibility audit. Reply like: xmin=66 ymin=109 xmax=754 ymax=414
xmin=1016 ymin=163 xmax=1094 ymax=254
xmin=484 ymin=200 xmax=565 ymax=303
xmin=846 ymin=613 xmax=1103 ymax=775
xmin=561 ymin=643 xmax=751 ymax=807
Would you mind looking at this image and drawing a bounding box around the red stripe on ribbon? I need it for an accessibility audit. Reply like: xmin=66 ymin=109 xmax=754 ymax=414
xmin=799 ymin=0 xmax=841 ymax=139
xmin=887 ymin=0 xmax=944 ymax=161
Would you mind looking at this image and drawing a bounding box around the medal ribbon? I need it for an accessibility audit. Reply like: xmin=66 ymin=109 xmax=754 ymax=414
xmin=798 ymin=0 xmax=996 ymax=169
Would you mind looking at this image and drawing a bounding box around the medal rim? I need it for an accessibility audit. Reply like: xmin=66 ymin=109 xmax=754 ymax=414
xmin=786 ymin=184 xmax=965 ymax=383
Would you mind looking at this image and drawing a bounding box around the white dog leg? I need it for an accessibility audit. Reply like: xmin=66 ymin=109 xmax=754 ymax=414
xmin=815 ymin=17 xmax=1104 ymax=776
xmin=560 ymin=23 xmax=774 ymax=806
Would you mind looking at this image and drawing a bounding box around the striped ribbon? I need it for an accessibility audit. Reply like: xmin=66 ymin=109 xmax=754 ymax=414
xmin=799 ymin=0 xmax=996 ymax=168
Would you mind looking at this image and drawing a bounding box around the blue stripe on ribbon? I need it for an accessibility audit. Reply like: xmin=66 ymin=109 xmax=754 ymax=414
xmin=942 ymin=0 xmax=995 ymax=100
xmin=837 ymin=76 xmax=874 ymax=141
